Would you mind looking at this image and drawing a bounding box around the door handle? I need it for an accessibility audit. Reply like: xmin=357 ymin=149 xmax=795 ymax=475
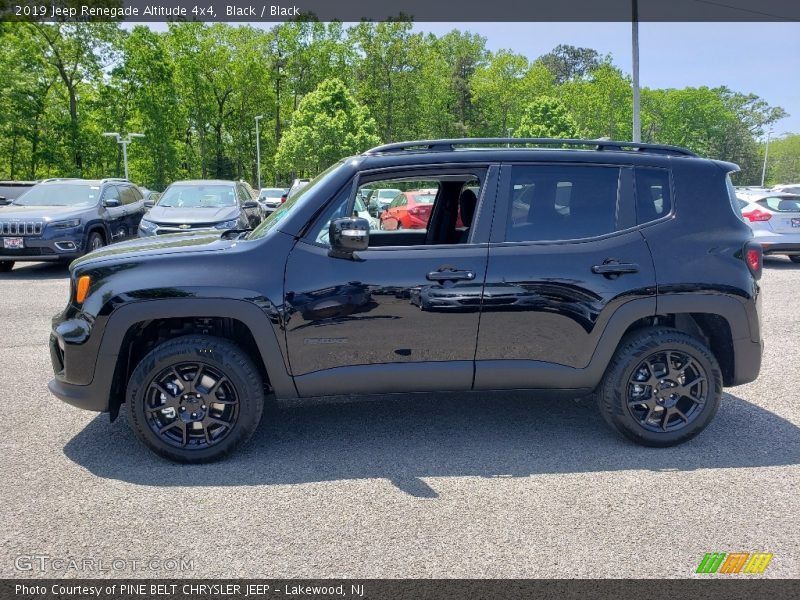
xmin=591 ymin=261 xmax=639 ymax=277
xmin=426 ymin=269 xmax=476 ymax=282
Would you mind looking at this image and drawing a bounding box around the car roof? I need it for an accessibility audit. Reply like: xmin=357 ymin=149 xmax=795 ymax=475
xmin=738 ymin=192 xmax=800 ymax=201
xmin=169 ymin=180 xmax=237 ymax=186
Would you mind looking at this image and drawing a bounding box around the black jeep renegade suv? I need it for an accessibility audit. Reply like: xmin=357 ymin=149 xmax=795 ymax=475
xmin=48 ymin=138 xmax=763 ymax=462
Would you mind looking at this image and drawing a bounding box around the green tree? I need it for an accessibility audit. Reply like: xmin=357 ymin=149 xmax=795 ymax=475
xmin=766 ymin=134 xmax=800 ymax=185
xmin=538 ymin=44 xmax=605 ymax=84
xmin=274 ymin=78 xmax=379 ymax=175
xmin=515 ymin=97 xmax=580 ymax=139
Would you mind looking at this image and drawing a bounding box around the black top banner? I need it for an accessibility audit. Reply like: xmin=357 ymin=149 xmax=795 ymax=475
xmin=1 ymin=0 xmax=799 ymax=22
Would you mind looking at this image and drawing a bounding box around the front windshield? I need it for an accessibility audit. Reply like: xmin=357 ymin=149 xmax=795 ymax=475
xmin=14 ymin=183 xmax=99 ymax=207
xmin=158 ymin=184 xmax=236 ymax=208
xmin=248 ymin=161 xmax=345 ymax=240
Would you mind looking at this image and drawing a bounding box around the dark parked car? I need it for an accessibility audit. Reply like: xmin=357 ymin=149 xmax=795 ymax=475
xmin=49 ymin=138 xmax=763 ymax=462
xmin=137 ymin=180 xmax=260 ymax=236
xmin=0 ymin=178 xmax=145 ymax=272
xmin=0 ymin=180 xmax=38 ymax=205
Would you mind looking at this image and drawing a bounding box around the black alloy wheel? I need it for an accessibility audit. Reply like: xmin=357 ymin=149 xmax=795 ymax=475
xmin=598 ymin=328 xmax=722 ymax=447
xmin=127 ymin=335 xmax=264 ymax=462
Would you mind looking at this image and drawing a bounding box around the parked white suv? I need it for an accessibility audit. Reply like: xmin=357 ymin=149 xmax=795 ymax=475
xmin=736 ymin=191 xmax=800 ymax=263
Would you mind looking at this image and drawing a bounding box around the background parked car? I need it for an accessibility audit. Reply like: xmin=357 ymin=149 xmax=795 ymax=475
xmin=736 ymin=190 xmax=800 ymax=263
xmin=379 ymin=190 xmax=437 ymax=230
xmin=367 ymin=188 xmax=402 ymax=217
xmin=140 ymin=188 xmax=162 ymax=207
xmin=138 ymin=180 xmax=260 ymax=237
xmin=257 ymin=187 xmax=289 ymax=218
xmin=0 ymin=180 xmax=38 ymax=205
xmin=772 ymin=183 xmax=800 ymax=195
xmin=0 ymin=177 xmax=144 ymax=271
xmin=287 ymin=178 xmax=310 ymax=201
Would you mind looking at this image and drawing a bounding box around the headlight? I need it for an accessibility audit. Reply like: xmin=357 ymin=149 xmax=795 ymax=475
xmin=215 ymin=219 xmax=239 ymax=230
xmin=138 ymin=219 xmax=158 ymax=233
xmin=49 ymin=218 xmax=81 ymax=229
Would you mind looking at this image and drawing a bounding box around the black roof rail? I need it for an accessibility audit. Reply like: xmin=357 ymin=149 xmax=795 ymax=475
xmin=365 ymin=138 xmax=697 ymax=157
xmin=101 ymin=177 xmax=129 ymax=183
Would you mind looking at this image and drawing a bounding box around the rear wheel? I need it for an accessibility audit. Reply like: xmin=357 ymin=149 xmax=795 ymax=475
xmin=598 ymin=328 xmax=722 ymax=447
xmin=0 ymin=261 xmax=13 ymax=273
xmin=789 ymin=256 xmax=800 ymax=264
xmin=126 ymin=335 xmax=264 ymax=462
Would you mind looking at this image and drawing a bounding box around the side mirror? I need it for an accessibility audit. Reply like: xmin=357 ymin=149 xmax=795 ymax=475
xmin=243 ymin=201 xmax=258 ymax=209
xmin=0 ymin=196 xmax=8 ymax=205
xmin=329 ymin=217 xmax=369 ymax=259
xmin=143 ymin=199 xmax=155 ymax=208
xmin=103 ymin=198 xmax=120 ymax=207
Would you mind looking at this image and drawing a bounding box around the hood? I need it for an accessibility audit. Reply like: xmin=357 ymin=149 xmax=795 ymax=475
xmin=72 ymin=231 xmax=234 ymax=268
xmin=145 ymin=205 xmax=240 ymax=225
xmin=0 ymin=204 xmax=90 ymax=220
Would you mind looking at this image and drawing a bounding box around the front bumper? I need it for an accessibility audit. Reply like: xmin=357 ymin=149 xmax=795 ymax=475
xmin=0 ymin=235 xmax=83 ymax=262
xmin=49 ymin=313 xmax=112 ymax=413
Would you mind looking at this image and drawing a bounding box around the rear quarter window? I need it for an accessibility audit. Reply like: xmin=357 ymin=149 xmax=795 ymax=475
xmin=635 ymin=167 xmax=672 ymax=224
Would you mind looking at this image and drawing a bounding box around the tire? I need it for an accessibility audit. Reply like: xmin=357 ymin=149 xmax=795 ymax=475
xmin=126 ymin=335 xmax=264 ymax=463
xmin=597 ymin=328 xmax=722 ymax=447
xmin=86 ymin=230 xmax=105 ymax=254
xmin=0 ymin=261 xmax=14 ymax=273
xmin=789 ymin=256 xmax=800 ymax=264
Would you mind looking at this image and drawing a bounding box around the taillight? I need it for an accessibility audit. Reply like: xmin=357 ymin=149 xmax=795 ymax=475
xmin=745 ymin=243 xmax=762 ymax=280
xmin=742 ymin=209 xmax=772 ymax=222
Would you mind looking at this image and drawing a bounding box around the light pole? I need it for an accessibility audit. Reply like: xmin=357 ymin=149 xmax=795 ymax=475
xmin=103 ymin=132 xmax=145 ymax=180
xmin=631 ymin=0 xmax=641 ymax=143
xmin=760 ymin=126 xmax=773 ymax=187
xmin=255 ymin=115 xmax=264 ymax=189
xmin=506 ymin=127 xmax=513 ymax=147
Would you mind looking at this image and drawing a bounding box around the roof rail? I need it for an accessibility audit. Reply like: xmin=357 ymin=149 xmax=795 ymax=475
xmin=39 ymin=177 xmax=81 ymax=183
xmin=365 ymin=138 xmax=697 ymax=157
xmin=101 ymin=177 xmax=129 ymax=183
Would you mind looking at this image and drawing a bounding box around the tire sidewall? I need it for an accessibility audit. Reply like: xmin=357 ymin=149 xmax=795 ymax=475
xmin=601 ymin=331 xmax=722 ymax=447
xmin=126 ymin=336 xmax=264 ymax=462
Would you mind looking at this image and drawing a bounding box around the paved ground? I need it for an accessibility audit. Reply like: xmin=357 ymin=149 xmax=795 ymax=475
xmin=0 ymin=258 xmax=798 ymax=579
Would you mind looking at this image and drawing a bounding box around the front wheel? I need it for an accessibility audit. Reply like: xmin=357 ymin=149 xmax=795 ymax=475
xmin=789 ymin=256 xmax=800 ymax=264
xmin=86 ymin=231 xmax=105 ymax=254
xmin=598 ymin=328 xmax=722 ymax=447
xmin=126 ymin=335 xmax=265 ymax=462
xmin=0 ymin=261 xmax=14 ymax=273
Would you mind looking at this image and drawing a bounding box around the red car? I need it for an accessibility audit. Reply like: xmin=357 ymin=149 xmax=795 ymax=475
xmin=379 ymin=191 xmax=437 ymax=230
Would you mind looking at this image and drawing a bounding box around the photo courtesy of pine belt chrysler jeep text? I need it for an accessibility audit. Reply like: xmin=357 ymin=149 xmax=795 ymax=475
xmin=48 ymin=138 xmax=764 ymax=462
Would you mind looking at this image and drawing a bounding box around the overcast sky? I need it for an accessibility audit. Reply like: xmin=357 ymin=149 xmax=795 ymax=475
xmin=130 ymin=21 xmax=799 ymax=136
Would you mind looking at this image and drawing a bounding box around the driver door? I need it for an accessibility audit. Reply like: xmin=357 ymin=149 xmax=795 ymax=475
xmin=283 ymin=166 xmax=499 ymax=397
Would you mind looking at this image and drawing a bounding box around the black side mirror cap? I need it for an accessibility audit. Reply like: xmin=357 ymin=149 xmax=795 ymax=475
xmin=243 ymin=201 xmax=258 ymax=209
xmin=329 ymin=217 xmax=370 ymax=259
xmin=103 ymin=198 xmax=120 ymax=207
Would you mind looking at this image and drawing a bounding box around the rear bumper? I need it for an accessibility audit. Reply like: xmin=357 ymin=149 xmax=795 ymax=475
xmin=751 ymin=230 xmax=800 ymax=254
xmin=759 ymin=243 xmax=800 ymax=256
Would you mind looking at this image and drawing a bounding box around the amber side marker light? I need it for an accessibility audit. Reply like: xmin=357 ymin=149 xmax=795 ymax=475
xmin=76 ymin=275 xmax=91 ymax=304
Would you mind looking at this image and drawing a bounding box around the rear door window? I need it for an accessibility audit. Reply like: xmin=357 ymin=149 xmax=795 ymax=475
xmin=505 ymin=165 xmax=622 ymax=242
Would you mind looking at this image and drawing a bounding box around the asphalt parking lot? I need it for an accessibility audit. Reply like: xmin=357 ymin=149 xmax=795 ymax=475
xmin=1 ymin=258 xmax=798 ymax=579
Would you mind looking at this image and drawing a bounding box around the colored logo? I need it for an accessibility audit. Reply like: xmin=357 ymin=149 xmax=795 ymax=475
xmin=696 ymin=552 xmax=773 ymax=574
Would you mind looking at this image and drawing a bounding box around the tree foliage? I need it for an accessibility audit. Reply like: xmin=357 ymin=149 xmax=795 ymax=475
xmin=274 ymin=78 xmax=379 ymax=175
xmin=0 ymin=22 xmax=791 ymax=188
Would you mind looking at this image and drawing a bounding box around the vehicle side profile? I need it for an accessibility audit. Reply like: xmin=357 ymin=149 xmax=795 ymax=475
xmin=0 ymin=178 xmax=144 ymax=272
xmin=48 ymin=138 xmax=763 ymax=462
xmin=379 ymin=190 xmax=437 ymax=230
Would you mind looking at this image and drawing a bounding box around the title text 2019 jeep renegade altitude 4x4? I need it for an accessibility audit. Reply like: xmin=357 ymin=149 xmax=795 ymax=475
xmin=48 ymin=139 xmax=763 ymax=462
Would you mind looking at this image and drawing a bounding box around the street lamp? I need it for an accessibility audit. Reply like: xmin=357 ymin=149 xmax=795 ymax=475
xmin=761 ymin=125 xmax=773 ymax=187
xmin=255 ymin=115 xmax=264 ymax=189
xmin=631 ymin=0 xmax=641 ymax=143
xmin=103 ymin=132 xmax=145 ymax=180
xmin=506 ymin=127 xmax=513 ymax=147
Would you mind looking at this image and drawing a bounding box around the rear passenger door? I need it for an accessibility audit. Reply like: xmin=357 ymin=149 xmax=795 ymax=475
xmin=474 ymin=162 xmax=658 ymax=390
